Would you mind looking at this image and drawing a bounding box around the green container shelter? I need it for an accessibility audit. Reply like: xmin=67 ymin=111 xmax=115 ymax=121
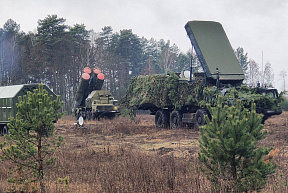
xmin=0 ymin=84 xmax=56 ymax=134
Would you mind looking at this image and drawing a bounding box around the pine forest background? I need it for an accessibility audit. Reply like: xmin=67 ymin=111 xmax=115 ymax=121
xmin=0 ymin=15 xmax=275 ymax=113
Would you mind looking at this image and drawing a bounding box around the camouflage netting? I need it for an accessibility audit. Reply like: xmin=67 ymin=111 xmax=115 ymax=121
xmin=120 ymin=72 xmax=205 ymax=110
xmin=203 ymin=84 xmax=283 ymax=112
xmin=120 ymin=72 xmax=282 ymax=114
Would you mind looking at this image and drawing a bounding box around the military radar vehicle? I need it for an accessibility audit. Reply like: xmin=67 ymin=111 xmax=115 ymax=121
xmin=73 ymin=67 xmax=120 ymax=121
xmin=0 ymin=84 xmax=57 ymax=135
xmin=121 ymin=21 xmax=282 ymax=128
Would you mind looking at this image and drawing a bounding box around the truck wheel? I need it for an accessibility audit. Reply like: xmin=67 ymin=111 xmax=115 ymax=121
xmin=261 ymin=116 xmax=268 ymax=124
xmin=92 ymin=113 xmax=99 ymax=120
xmin=155 ymin=110 xmax=169 ymax=128
xmin=170 ymin=110 xmax=182 ymax=129
xmin=2 ymin=125 xmax=9 ymax=135
xmin=75 ymin=112 xmax=80 ymax=121
xmin=195 ymin=109 xmax=208 ymax=129
xmin=0 ymin=125 xmax=3 ymax=136
xmin=106 ymin=113 xmax=116 ymax=119
xmin=87 ymin=111 xmax=92 ymax=121
xmin=77 ymin=111 xmax=84 ymax=120
xmin=82 ymin=111 xmax=86 ymax=120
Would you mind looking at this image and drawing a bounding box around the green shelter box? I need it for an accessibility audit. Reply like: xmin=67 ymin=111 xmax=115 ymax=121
xmin=0 ymin=84 xmax=56 ymax=125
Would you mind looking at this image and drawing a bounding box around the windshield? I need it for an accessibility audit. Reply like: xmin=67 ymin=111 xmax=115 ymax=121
xmin=260 ymin=90 xmax=278 ymax=99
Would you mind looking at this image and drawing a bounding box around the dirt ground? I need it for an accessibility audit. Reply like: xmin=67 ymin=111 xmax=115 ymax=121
xmin=54 ymin=112 xmax=288 ymax=192
xmin=55 ymin=111 xmax=288 ymax=161
xmin=0 ymin=111 xmax=287 ymax=192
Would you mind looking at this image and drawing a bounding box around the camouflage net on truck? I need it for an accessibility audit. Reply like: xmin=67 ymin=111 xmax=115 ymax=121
xmin=120 ymin=72 xmax=205 ymax=110
xmin=121 ymin=72 xmax=282 ymax=116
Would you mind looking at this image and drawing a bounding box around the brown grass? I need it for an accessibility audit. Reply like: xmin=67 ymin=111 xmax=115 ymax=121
xmin=0 ymin=113 xmax=287 ymax=192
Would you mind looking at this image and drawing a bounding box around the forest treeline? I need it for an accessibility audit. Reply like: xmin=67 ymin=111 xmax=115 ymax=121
xmin=0 ymin=15 xmax=274 ymax=113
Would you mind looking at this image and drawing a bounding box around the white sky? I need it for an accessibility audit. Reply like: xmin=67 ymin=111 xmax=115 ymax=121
xmin=1 ymin=0 xmax=287 ymax=91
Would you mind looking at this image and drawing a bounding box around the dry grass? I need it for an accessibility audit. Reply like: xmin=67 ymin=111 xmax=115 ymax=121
xmin=0 ymin=112 xmax=287 ymax=192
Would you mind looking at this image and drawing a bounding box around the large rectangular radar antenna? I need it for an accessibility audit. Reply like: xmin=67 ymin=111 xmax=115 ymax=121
xmin=185 ymin=21 xmax=244 ymax=85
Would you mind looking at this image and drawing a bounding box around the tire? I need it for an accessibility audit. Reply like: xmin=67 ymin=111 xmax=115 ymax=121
xmin=87 ymin=111 xmax=92 ymax=121
xmin=92 ymin=113 xmax=99 ymax=120
xmin=195 ymin=109 xmax=208 ymax=129
xmin=75 ymin=112 xmax=80 ymax=121
xmin=82 ymin=111 xmax=86 ymax=120
xmin=3 ymin=125 xmax=8 ymax=135
xmin=170 ymin=110 xmax=182 ymax=129
xmin=106 ymin=113 xmax=116 ymax=120
xmin=0 ymin=125 xmax=4 ymax=136
xmin=261 ymin=116 xmax=268 ymax=124
xmin=155 ymin=110 xmax=169 ymax=128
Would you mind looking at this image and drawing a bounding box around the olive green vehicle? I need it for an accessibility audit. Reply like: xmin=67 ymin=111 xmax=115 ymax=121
xmin=121 ymin=21 xmax=282 ymax=128
xmin=73 ymin=69 xmax=120 ymax=121
xmin=0 ymin=84 xmax=57 ymax=135
xmin=74 ymin=89 xmax=120 ymax=120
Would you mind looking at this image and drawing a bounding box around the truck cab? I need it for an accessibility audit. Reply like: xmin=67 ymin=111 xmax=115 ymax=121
xmin=88 ymin=90 xmax=120 ymax=119
xmin=73 ymin=67 xmax=120 ymax=121
xmin=254 ymin=87 xmax=282 ymax=121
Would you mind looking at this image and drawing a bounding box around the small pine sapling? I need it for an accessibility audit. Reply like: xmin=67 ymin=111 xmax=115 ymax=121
xmin=198 ymin=96 xmax=276 ymax=192
xmin=0 ymin=84 xmax=63 ymax=193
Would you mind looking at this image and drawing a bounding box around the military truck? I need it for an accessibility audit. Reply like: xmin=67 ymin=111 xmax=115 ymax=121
xmin=121 ymin=21 xmax=282 ymax=128
xmin=0 ymin=84 xmax=57 ymax=135
xmin=73 ymin=67 xmax=120 ymax=121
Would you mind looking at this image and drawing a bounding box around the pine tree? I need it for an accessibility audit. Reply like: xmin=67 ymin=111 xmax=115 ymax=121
xmin=198 ymin=96 xmax=276 ymax=192
xmin=0 ymin=84 xmax=63 ymax=193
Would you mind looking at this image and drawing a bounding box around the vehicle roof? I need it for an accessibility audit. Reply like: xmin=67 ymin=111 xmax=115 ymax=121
xmin=0 ymin=85 xmax=24 ymax=98
xmin=87 ymin=90 xmax=112 ymax=98
xmin=0 ymin=84 xmax=55 ymax=99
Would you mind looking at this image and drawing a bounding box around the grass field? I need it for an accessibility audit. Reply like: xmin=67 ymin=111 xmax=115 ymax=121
xmin=0 ymin=112 xmax=287 ymax=192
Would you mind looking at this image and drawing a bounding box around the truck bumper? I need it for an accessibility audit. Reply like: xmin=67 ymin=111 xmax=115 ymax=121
xmin=263 ymin=109 xmax=282 ymax=117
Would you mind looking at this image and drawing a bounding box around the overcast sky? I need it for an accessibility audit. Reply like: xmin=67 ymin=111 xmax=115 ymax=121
xmin=1 ymin=0 xmax=287 ymax=90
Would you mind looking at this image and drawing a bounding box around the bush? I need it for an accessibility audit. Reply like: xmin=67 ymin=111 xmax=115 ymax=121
xmin=280 ymin=99 xmax=288 ymax=111
xmin=198 ymin=96 xmax=276 ymax=192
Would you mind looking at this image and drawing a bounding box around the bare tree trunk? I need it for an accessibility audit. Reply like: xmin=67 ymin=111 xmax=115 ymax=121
xmin=38 ymin=133 xmax=45 ymax=193
xmin=0 ymin=42 xmax=3 ymax=84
